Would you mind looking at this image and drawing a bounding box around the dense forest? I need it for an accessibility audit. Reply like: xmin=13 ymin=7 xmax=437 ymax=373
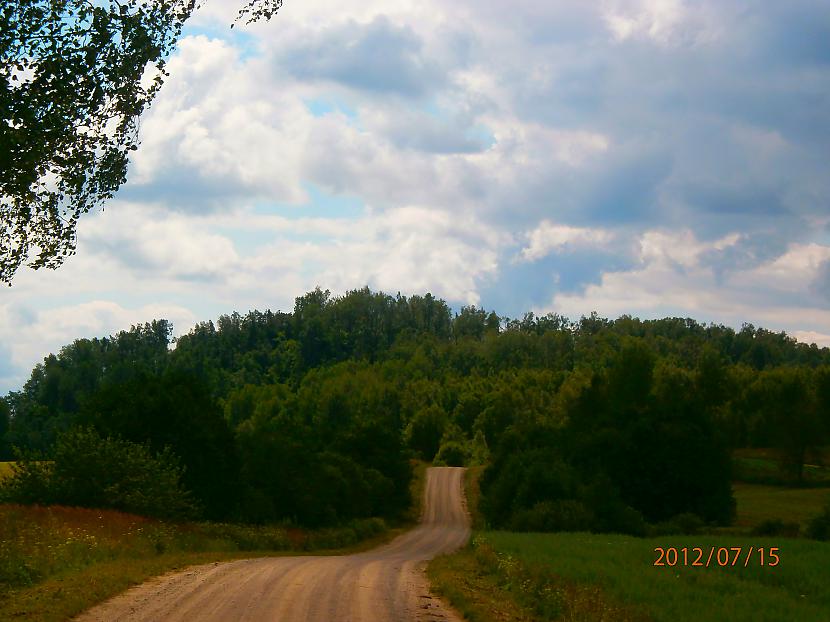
xmin=2 ymin=287 xmax=829 ymax=533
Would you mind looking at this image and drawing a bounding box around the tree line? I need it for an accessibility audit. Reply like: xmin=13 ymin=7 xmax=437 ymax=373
xmin=2 ymin=287 xmax=829 ymax=532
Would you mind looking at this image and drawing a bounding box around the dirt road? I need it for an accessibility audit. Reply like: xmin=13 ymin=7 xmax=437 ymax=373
xmin=76 ymin=467 xmax=470 ymax=622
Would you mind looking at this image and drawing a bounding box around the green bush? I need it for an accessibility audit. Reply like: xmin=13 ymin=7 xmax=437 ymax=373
xmin=0 ymin=427 xmax=197 ymax=519
xmin=751 ymin=518 xmax=801 ymax=537
xmin=650 ymin=512 xmax=706 ymax=536
xmin=509 ymin=500 xmax=595 ymax=532
xmin=434 ymin=441 xmax=468 ymax=467
xmin=806 ymin=503 xmax=830 ymax=541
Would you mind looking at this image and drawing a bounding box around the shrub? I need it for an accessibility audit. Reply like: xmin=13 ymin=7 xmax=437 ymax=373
xmin=751 ymin=518 xmax=801 ymax=538
xmin=0 ymin=427 xmax=197 ymax=519
xmin=509 ymin=500 xmax=595 ymax=532
xmin=650 ymin=512 xmax=706 ymax=536
xmin=434 ymin=441 xmax=468 ymax=467
xmin=806 ymin=503 xmax=830 ymax=541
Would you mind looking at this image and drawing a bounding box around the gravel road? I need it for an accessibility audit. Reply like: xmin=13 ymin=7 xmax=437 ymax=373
xmin=75 ymin=466 xmax=470 ymax=622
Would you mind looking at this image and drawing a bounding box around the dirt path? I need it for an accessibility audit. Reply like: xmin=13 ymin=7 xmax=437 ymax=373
xmin=75 ymin=467 xmax=470 ymax=622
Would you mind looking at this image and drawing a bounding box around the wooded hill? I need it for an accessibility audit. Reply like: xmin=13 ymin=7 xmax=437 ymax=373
xmin=2 ymin=287 xmax=829 ymax=533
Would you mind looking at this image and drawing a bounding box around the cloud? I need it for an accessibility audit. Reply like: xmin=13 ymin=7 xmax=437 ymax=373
xmin=282 ymin=16 xmax=448 ymax=98
xmin=520 ymin=222 xmax=616 ymax=262
xmin=4 ymin=0 xmax=830 ymax=392
xmin=539 ymin=231 xmax=830 ymax=339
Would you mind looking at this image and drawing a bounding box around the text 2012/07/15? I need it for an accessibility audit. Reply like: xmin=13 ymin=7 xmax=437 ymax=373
xmin=654 ymin=546 xmax=780 ymax=568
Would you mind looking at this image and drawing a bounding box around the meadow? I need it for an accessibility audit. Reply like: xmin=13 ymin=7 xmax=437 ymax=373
xmin=431 ymin=531 xmax=830 ymax=622
xmin=732 ymin=484 xmax=830 ymax=532
xmin=429 ymin=461 xmax=830 ymax=622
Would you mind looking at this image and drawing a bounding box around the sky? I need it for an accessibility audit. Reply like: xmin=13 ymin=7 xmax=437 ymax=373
xmin=2 ymin=0 xmax=830 ymax=393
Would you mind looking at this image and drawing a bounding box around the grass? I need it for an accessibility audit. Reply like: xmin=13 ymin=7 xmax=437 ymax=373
xmin=0 ymin=461 xmax=14 ymax=479
xmin=732 ymin=448 xmax=830 ymax=487
xmin=429 ymin=462 xmax=830 ymax=621
xmin=0 ymin=504 xmax=395 ymax=622
xmin=432 ymin=532 xmax=830 ymax=622
xmin=732 ymin=483 xmax=830 ymax=531
xmin=0 ymin=461 xmax=431 ymax=622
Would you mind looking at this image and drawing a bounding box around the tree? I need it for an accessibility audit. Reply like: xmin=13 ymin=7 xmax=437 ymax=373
xmin=1 ymin=0 xmax=284 ymax=284
xmin=0 ymin=397 xmax=10 ymax=460
xmin=0 ymin=427 xmax=197 ymax=519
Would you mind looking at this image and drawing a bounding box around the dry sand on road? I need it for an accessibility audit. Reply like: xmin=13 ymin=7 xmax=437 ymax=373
xmin=75 ymin=466 xmax=470 ymax=622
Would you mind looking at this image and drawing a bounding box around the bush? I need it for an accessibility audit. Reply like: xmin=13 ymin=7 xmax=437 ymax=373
xmin=0 ymin=427 xmax=197 ymax=519
xmin=650 ymin=512 xmax=706 ymax=536
xmin=434 ymin=441 xmax=468 ymax=467
xmin=806 ymin=503 xmax=830 ymax=541
xmin=509 ymin=500 xmax=595 ymax=532
xmin=751 ymin=518 xmax=801 ymax=538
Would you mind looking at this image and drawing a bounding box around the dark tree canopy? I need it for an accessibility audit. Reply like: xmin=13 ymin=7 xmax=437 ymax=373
xmin=0 ymin=0 xmax=283 ymax=284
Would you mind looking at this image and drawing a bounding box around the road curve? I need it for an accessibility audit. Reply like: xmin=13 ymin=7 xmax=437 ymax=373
xmin=76 ymin=467 xmax=470 ymax=622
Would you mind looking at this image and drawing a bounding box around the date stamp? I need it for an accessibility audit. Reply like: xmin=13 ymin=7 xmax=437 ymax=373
xmin=654 ymin=546 xmax=780 ymax=568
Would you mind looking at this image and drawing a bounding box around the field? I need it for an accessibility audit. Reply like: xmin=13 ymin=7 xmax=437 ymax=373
xmin=733 ymin=484 xmax=830 ymax=531
xmin=428 ymin=463 xmax=830 ymax=622
xmin=431 ymin=532 xmax=830 ymax=622
xmin=0 ymin=461 xmax=14 ymax=479
xmin=732 ymin=448 xmax=830 ymax=486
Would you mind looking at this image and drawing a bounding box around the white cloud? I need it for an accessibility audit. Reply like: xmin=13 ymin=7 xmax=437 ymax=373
xmin=520 ymin=221 xmax=615 ymax=262
xmin=541 ymin=231 xmax=830 ymax=339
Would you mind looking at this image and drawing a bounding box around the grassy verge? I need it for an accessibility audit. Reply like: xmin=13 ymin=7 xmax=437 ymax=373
xmin=0 ymin=461 xmax=430 ymax=622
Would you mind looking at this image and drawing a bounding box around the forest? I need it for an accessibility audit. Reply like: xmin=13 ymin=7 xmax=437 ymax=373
xmin=2 ymin=287 xmax=829 ymax=534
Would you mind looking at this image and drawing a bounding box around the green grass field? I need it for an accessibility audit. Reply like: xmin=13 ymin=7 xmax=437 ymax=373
xmin=732 ymin=448 xmax=830 ymax=486
xmin=432 ymin=532 xmax=830 ymax=622
xmin=428 ymin=465 xmax=830 ymax=622
xmin=733 ymin=483 xmax=830 ymax=531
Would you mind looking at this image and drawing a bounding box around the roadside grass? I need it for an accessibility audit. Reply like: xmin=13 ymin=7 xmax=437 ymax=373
xmin=0 ymin=461 xmax=430 ymax=622
xmin=732 ymin=483 xmax=830 ymax=532
xmin=0 ymin=461 xmax=14 ymax=479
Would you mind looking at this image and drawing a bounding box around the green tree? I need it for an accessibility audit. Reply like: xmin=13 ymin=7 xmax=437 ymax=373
xmin=81 ymin=369 xmax=240 ymax=519
xmin=0 ymin=427 xmax=196 ymax=519
xmin=0 ymin=398 xmax=10 ymax=460
xmin=1 ymin=0 xmax=284 ymax=284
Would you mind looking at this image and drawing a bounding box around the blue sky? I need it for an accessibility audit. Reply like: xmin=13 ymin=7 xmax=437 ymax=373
xmin=2 ymin=0 xmax=830 ymax=393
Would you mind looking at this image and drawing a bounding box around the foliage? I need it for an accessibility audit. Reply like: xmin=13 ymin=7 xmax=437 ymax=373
xmin=79 ymin=369 xmax=239 ymax=520
xmin=0 ymin=427 xmax=196 ymax=519
xmin=0 ymin=0 xmax=290 ymax=284
xmin=807 ymin=501 xmax=830 ymax=541
xmin=0 ymin=0 xmax=197 ymax=283
xmin=3 ymin=287 xmax=830 ymax=532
